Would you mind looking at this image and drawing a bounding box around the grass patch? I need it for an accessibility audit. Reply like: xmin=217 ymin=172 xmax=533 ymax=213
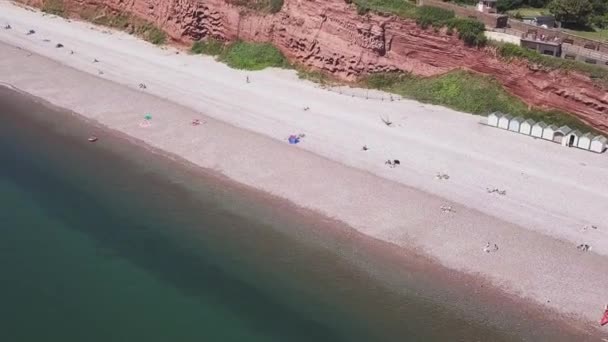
xmin=191 ymin=39 xmax=226 ymax=56
xmin=495 ymin=42 xmax=608 ymax=85
xmin=137 ymin=23 xmax=166 ymax=45
xmin=217 ymin=41 xmax=289 ymax=70
xmin=296 ymin=67 xmax=337 ymax=86
xmin=415 ymin=5 xmax=455 ymax=27
xmin=506 ymin=7 xmax=549 ymax=18
xmin=363 ymin=71 xmax=594 ymax=132
xmin=83 ymin=11 xmax=166 ymax=45
xmin=351 ymin=0 xmax=418 ymax=17
xmin=41 ymin=0 xmax=65 ymax=17
xmin=351 ymin=2 xmax=486 ymax=46
xmin=226 ymin=0 xmax=284 ymax=13
xmin=562 ymin=28 xmax=608 ymax=42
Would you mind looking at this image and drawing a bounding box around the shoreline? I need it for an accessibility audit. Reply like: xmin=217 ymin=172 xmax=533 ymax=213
xmin=1 ymin=2 xmax=607 ymax=337
xmin=1 ymin=84 xmax=600 ymax=340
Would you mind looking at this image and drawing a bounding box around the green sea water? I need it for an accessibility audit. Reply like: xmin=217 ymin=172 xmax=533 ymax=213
xmin=0 ymin=87 xmax=593 ymax=341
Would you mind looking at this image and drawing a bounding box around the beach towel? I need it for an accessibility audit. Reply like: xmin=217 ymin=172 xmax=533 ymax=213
xmin=601 ymin=307 xmax=608 ymax=326
xmin=288 ymin=135 xmax=300 ymax=144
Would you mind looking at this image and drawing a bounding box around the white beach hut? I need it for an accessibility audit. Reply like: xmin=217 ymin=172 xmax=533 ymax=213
xmin=577 ymin=133 xmax=593 ymax=150
xmin=519 ymin=119 xmax=535 ymax=135
xmin=498 ymin=114 xmax=512 ymax=130
xmin=508 ymin=116 xmax=524 ymax=132
xmin=562 ymin=129 xmax=580 ymax=147
xmin=590 ymin=135 xmax=607 ymax=153
xmin=542 ymin=125 xmax=558 ymax=141
xmin=487 ymin=112 xmax=501 ymax=127
xmin=555 ymin=125 xmax=572 ymax=144
xmin=531 ymin=122 xmax=547 ymax=138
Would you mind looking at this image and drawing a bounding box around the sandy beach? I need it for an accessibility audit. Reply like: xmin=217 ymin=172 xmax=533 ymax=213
xmin=1 ymin=1 xmax=607 ymax=334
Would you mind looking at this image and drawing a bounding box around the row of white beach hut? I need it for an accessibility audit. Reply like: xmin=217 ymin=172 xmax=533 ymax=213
xmin=487 ymin=112 xmax=607 ymax=153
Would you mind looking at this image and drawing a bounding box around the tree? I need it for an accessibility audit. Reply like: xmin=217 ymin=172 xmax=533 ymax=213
xmin=528 ymin=0 xmax=552 ymax=8
xmin=497 ymin=0 xmax=524 ymax=12
xmin=548 ymin=0 xmax=594 ymax=27
xmin=591 ymin=13 xmax=608 ymax=29
xmin=590 ymin=0 xmax=608 ymax=15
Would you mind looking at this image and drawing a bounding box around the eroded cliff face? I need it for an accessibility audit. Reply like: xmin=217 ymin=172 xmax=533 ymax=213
xmin=20 ymin=0 xmax=608 ymax=132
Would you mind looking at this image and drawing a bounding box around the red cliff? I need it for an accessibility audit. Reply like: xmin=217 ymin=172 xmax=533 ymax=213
xmin=19 ymin=0 xmax=608 ymax=133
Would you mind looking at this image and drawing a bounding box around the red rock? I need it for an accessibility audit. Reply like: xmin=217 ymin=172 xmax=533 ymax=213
xmin=19 ymin=0 xmax=608 ymax=133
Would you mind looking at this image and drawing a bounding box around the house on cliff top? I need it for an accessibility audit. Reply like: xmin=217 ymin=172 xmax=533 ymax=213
xmin=476 ymin=0 xmax=497 ymax=14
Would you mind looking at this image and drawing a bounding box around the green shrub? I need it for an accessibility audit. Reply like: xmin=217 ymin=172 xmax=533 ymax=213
xmin=42 ymin=0 xmax=65 ymax=17
xmin=227 ymin=0 xmax=284 ymax=13
xmin=362 ymin=71 xmax=593 ymax=131
xmin=91 ymin=13 xmax=130 ymax=28
xmin=297 ymin=68 xmax=335 ymax=85
xmin=139 ymin=24 xmax=167 ymax=45
xmin=191 ymin=39 xmax=226 ymax=56
xmin=447 ymin=18 xmax=487 ymax=46
xmin=218 ymin=41 xmax=289 ymax=70
xmin=356 ymin=3 xmax=370 ymax=15
xmin=268 ymin=0 xmax=284 ymax=13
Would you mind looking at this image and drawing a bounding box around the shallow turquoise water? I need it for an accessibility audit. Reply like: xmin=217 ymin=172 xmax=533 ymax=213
xmin=0 ymin=87 xmax=592 ymax=341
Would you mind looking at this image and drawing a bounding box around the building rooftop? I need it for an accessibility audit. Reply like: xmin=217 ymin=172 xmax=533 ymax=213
xmin=557 ymin=125 xmax=572 ymax=134
xmin=521 ymin=37 xmax=561 ymax=46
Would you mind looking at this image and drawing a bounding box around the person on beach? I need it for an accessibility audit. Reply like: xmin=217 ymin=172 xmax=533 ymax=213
xmin=483 ymin=243 xmax=491 ymax=253
xmin=246 ymin=76 xmax=250 ymax=84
